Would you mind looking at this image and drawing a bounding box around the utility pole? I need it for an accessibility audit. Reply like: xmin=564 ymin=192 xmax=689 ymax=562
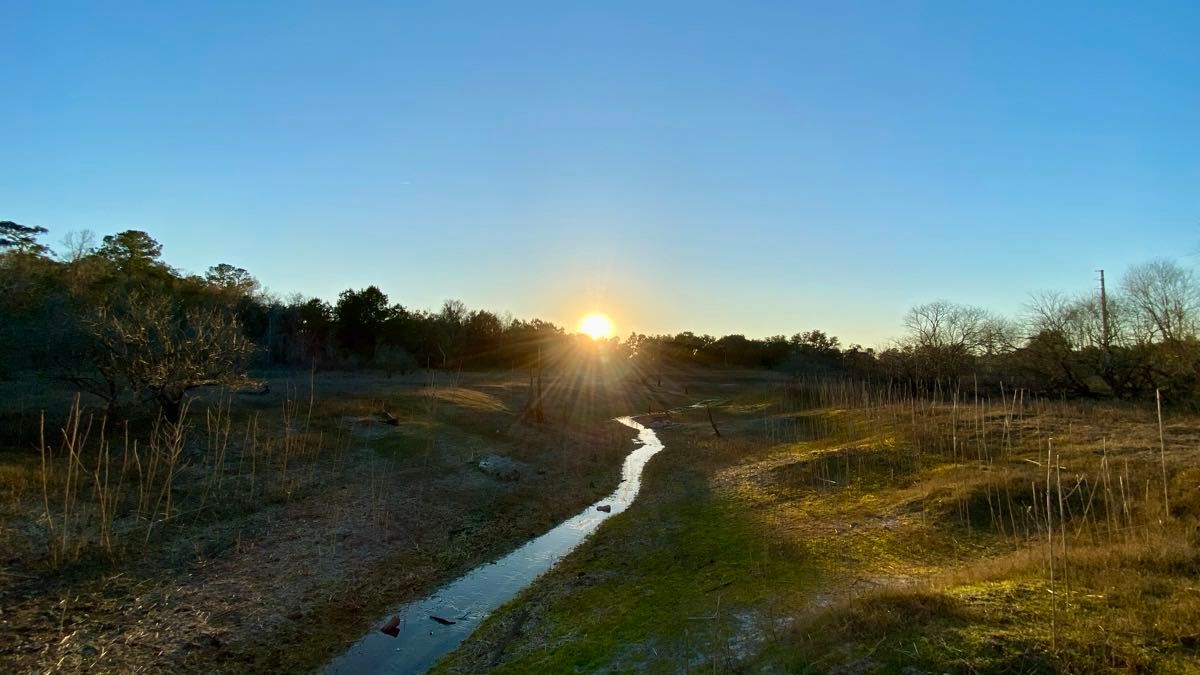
xmin=1097 ymin=269 xmax=1110 ymax=350
xmin=1098 ymin=269 xmax=1114 ymax=392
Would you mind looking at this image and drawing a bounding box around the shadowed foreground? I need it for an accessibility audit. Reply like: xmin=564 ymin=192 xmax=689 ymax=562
xmin=0 ymin=362 xmax=681 ymax=672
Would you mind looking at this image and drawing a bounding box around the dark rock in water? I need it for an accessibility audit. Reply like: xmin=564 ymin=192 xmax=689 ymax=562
xmin=380 ymin=616 xmax=400 ymax=637
xmin=380 ymin=411 xmax=400 ymax=426
xmin=596 ymin=504 xmax=611 ymax=513
xmin=430 ymin=615 xmax=456 ymax=626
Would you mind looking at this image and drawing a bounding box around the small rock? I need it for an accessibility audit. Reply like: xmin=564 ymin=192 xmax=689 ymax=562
xmin=380 ymin=616 xmax=400 ymax=637
xmin=478 ymin=454 xmax=524 ymax=481
xmin=596 ymin=504 xmax=612 ymax=513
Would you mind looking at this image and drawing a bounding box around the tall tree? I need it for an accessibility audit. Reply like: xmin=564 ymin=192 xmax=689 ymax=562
xmin=205 ymin=263 xmax=260 ymax=295
xmin=95 ymin=230 xmax=170 ymax=279
xmin=334 ymin=286 xmax=392 ymax=360
xmin=0 ymin=220 xmax=50 ymax=255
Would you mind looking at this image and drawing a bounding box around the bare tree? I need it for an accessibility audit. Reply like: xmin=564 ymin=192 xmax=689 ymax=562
xmin=1025 ymin=291 xmax=1075 ymax=337
xmin=59 ymin=229 xmax=97 ymax=263
xmin=1025 ymin=290 xmax=1145 ymax=349
xmin=903 ymin=300 xmax=994 ymax=353
xmin=977 ymin=315 xmax=1022 ymax=355
xmin=901 ymin=300 xmax=1009 ymax=386
xmin=1120 ymin=259 xmax=1200 ymax=343
xmin=83 ymin=295 xmax=256 ymax=422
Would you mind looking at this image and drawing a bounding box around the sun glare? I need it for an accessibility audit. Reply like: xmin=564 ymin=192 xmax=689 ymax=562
xmin=578 ymin=312 xmax=614 ymax=340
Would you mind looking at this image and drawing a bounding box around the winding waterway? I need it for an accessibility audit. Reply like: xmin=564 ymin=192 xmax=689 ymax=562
xmin=325 ymin=416 xmax=665 ymax=674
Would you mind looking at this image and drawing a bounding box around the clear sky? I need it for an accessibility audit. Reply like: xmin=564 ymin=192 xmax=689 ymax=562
xmin=3 ymin=2 xmax=1197 ymax=346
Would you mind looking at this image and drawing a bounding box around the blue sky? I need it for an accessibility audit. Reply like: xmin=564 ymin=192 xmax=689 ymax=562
xmin=3 ymin=1 xmax=1197 ymax=345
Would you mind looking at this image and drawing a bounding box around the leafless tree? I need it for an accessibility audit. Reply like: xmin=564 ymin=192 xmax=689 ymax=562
xmin=1025 ymin=290 xmax=1143 ymax=349
xmin=1025 ymin=291 xmax=1075 ymax=336
xmin=59 ymin=229 xmax=97 ymax=263
xmin=83 ymin=295 xmax=256 ymax=421
xmin=901 ymin=300 xmax=1016 ymax=386
xmin=1120 ymin=259 xmax=1200 ymax=343
xmin=1026 ymin=291 xmax=1097 ymax=349
xmin=903 ymin=300 xmax=995 ymax=353
xmin=978 ymin=315 xmax=1022 ymax=355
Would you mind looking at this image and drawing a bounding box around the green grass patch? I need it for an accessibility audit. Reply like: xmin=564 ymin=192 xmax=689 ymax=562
xmin=437 ymin=437 xmax=822 ymax=673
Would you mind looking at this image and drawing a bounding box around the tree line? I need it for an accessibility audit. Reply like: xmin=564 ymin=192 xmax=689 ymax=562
xmin=2 ymin=220 xmax=1198 ymax=422
xmin=623 ymin=263 xmax=1200 ymax=399
xmin=0 ymin=223 xmax=587 ymax=416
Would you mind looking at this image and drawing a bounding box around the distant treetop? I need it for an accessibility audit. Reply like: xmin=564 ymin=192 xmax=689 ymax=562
xmin=0 ymin=220 xmax=50 ymax=255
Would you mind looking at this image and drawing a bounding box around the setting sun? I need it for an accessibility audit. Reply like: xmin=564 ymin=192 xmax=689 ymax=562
xmin=577 ymin=312 xmax=614 ymax=340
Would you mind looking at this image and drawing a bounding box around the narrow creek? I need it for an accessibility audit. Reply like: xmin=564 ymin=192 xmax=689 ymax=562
xmin=324 ymin=416 xmax=665 ymax=674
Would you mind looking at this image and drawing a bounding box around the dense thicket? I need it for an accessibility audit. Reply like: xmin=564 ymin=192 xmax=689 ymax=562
xmin=2 ymin=222 xmax=1198 ymax=415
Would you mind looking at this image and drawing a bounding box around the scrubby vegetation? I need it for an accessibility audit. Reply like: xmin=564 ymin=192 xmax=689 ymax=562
xmin=0 ymin=367 xmax=648 ymax=671
xmin=440 ymin=376 xmax=1200 ymax=673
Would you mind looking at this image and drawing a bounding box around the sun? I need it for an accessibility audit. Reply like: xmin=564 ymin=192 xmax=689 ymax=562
xmin=578 ymin=312 xmax=614 ymax=340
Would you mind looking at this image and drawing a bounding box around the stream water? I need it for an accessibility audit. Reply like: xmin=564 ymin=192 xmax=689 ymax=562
xmin=324 ymin=416 xmax=665 ymax=674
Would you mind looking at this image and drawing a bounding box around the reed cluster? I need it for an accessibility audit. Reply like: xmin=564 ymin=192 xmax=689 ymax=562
xmin=34 ymin=386 xmax=343 ymax=567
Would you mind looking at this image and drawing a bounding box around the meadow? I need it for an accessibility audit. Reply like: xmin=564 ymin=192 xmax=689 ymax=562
xmin=438 ymin=375 xmax=1200 ymax=673
xmin=0 ymin=363 xmax=654 ymax=672
xmin=2 ymin=362 xmax=1198 ymax=673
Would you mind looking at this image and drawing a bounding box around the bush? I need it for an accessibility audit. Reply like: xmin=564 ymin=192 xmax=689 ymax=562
xmin=375 ymin=344 xmax=418 ymax=377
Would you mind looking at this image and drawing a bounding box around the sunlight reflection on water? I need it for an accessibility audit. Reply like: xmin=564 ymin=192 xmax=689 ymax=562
xmin=324 ymin=416 xmax=664 ymax=675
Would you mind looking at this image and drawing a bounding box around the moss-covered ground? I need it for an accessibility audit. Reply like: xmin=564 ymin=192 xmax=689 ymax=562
xmin=439 ymin=381 xmax=1200 ymax=673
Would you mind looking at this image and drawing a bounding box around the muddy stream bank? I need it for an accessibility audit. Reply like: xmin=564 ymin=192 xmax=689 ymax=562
xmin=325 ymin=416 xmax=665 ymax=674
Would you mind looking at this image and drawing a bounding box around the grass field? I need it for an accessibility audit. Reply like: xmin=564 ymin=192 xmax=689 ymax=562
xmin=0 ymin=360 xmax=714 ymax=672
xmin=438 ymin=379 xmax=1200 ymax=673
xmin=4 ymin=368 xmax=1196 ymax=673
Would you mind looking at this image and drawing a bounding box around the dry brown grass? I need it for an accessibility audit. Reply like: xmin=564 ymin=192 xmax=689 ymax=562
xmin=438 ymin=376 xmax=1200 ymax=673
xmin=752 ymin=379 xmax=1200 ymax=672
xmin=0 ymin=364 xmax=655 ymax=673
